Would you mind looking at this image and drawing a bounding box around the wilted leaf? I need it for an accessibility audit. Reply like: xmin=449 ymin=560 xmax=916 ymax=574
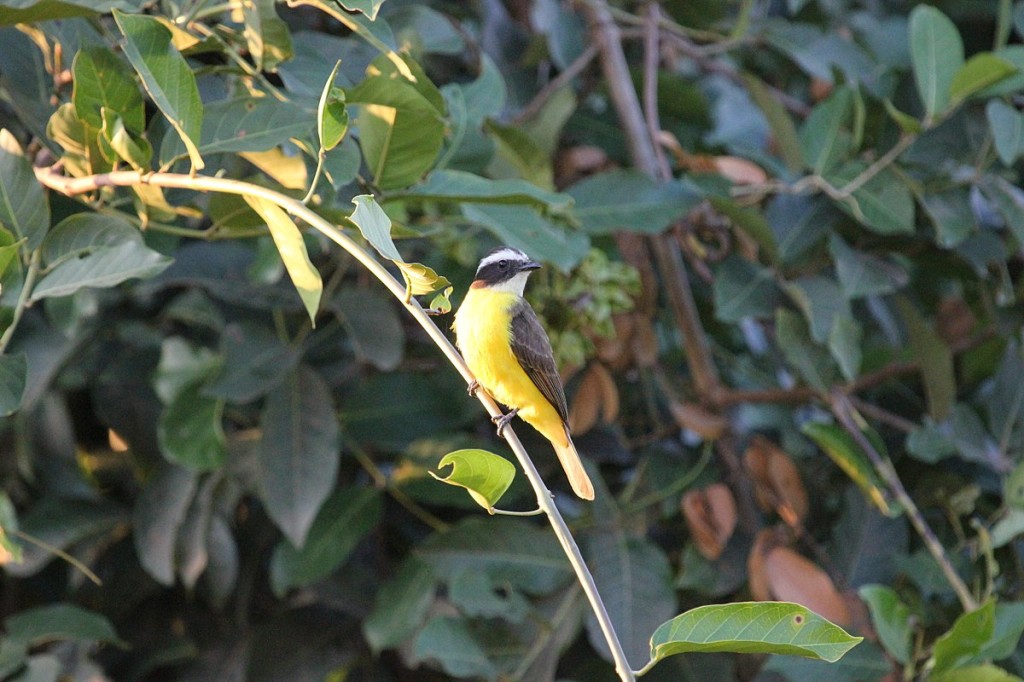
xmin=744 ymin=437 xmax=809 ymax=525
xmin=668 ymin=402 xmax=727 ymax=440
xmin=430 ymin=449 xmax=516 ymax=512
xmin=569 ymin=363 xmax=619 ymax=435
xmin=647 ymin=602 xmax=862 ymax=665
xmin=681 ymin=483 xmax=737 ymax=560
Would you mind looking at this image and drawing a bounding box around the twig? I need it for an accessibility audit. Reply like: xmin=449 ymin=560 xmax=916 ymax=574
xmin=34 ymin=165 xmax=636 ymax=682
xmin=0 ymin=250 xmax=41 ymax=355
xmin=830 ymin=391 xmax=978 ymax=612
xmin=513 ymin=43 xmax=599 ymax=124
xmin=642 ymin=4 xmax=671 ymax=178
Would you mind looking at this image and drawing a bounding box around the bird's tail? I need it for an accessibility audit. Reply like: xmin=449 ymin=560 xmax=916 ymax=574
xmin=554 ymin=430 xmax=595 ymax=500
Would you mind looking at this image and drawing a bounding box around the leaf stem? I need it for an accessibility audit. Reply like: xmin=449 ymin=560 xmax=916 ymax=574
xmin=829 ymin=391 xmax=978 ymax=611
xmin=491 ymin=507 xmax=544 ymax=517
xmin=301 ymin=150 xmax=327 ymax=205
xmin=0 ymin=249 xmax=41 ymax=355
xmin=12 ymin=528 xmax=102 ymax=586
xmin=34 ymin=166 xmax=634 ymax=677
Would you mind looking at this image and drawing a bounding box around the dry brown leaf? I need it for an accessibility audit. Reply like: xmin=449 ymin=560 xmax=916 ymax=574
xmin=591 ymin=363 xmax=620 ymax=423
xmin=681 ymin=483 xmax=738 ymax=560
xmin=747 ymin=527 xmax=782 ymax=602
xmin=762 ymin=546 xmax=850 ymax=626
xmin=713 ymin=156 xmax=768 ymax=186
xmin=593 ymin=313 xmax=635 ymax=367
xmin=554 ymin=145 xmax=612 ymax=187
xmin=744 ymin=437 xmax=809 ymax=524
xmin=937 ymin=295 xmax=976 ymax=347
xmin=810 ymin=77 xmax=833 ymax=101
xmin=669 ymin=402 xmax=728 ymax=440
xmin=568 ymin=365 xmax=602 ymax=435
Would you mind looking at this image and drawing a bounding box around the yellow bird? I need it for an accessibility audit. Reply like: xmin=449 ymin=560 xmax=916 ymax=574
xmin=453 ymin=247 xmax=595 ymax=500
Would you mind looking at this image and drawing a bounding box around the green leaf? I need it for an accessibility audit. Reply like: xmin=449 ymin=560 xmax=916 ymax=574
xmin=760 ymin=641 xmax=889 ymax=682
xmin=646 ymin=602 xmax=862 ymax=666
xmin=0 ymin=492 xmax=22 ymax=565
xmin=829 ymin=235 xmax=909 ymax=299
xmin=113 ymin=10 xmax=204 ymax=171
xmin=335 ymin=288 xmax=405 ymax=370
xmin=269 ymin=486 xmax=381 ymax=595
xmin=158 ymin=380 xmax=225 ymax=470
xmin=417 ymin=517 xmax=571 ymax=595
xmin=587 ymin=534 xmax=676 ymax=667
xmin=933 ymin=664 xmax=1024 ymax=682
xmin=404 ymin=170 xmax=573 ymax=216
xmin=0 ymin=352 xmax=26 ymax=417
xmin=932 ymin=600 xmax=996 ymax=672
xmin=258 ymin=364 xmax=340 ymax=548
xmin=981 ymin=174 xmax=1024 ymax=247
xmin=988 ymin=100 xmax=1024 ymax=166
xmin=244 ymin=195 xmax=322 ymax=324
xmin=802 ymin=421 xmax=897 ymax=516
xmin=461 ymin=203 xmax=588 ymax=272
xmin=742 ymin=73 xmax=805 ymax=172
xmin=858 ymin=584 xmax=912 ymax=663
xmin=829 ymin=165 xmax=915 ymax=236
xmin=949 ymin=54 xmax=1018 ymax=104
xmin=40 ymin=212 xmax=140 ymax=268
xmin=800 ymin=87 xmax=853 ymax=174
xmin=883 ymin=98 xmax=923 ymax=134
xmin=347 ymin=71 xmax=444 ymax=190
xmin=204 ymin=322 xmax=298 ymax=403
xmin=4 ymin=603 xmax=125 ymax=647
xmin=195 ymin=98 xmax=312 ymax=156
xmin=909 ymin=5 xmax=964 ymax=118
xmin=363 ymin=556 xmax=436 ymax=653
xmin=430 ymin=449 xmax=516 ymax=512
xmin=412 ymin=616 xmax=497 ymax=681
xmin=72 ymin=46 xmax=144 ymax=132
xmin=337 ymin=0 xmax=386 ymax=21
xmin=568 ymin=170 xmax=701 ymax=235
xmin=0 ymin=130 xmax=49 ymax=250
xmin=31 ymin=240 xmax=172 ymax=302
xmin=829 ymin=313 xmax=862 ymax=382
xmin=317 ymin=60 xmax=348 ymax=151
xmin=349 ymin=194 xmax=451 ymax=297
xmin=242 ymin=0 xmax=293 ymax=72
xmin=776 ymin=308 xmax=834 ymax=391
xmin=976 ymin=602 xmax=1024 ymax=662
xmin=0 ymin=1 xmax=137 ymax=25
xmin=101 ymin=109 xmax=152 ymax=170
xmin=0 ymin=234 xmax=20 ymax=281
xmin=713 ymin=256 xmax=778 ymax=322
xmin=923 ymin=187 xmax=977 ymax=247
xmin=484 ymin=118 xmax=553 ymax=188
xmin=897 ymin=298 xmax=954 ymax=421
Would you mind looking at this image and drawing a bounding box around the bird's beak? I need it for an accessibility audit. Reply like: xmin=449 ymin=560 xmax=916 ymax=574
xmin=520 ymin=260 xmax=542 ymax=271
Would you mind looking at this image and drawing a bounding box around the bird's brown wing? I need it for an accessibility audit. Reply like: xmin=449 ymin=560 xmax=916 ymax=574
xmin=509 ymin=300 xmax=569 ymax=423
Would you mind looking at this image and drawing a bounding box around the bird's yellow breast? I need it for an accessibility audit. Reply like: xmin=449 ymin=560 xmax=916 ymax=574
xmin=453 ymin=286 xmax=566 ymax=446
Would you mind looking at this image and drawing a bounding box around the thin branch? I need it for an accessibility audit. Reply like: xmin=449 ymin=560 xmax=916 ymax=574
xmin=34 ymin=166 xmax=636 ymax=682
xmin=513 ymin=43 xmax=599 ymax=124
xmin=830 ymin=391 xmax=978 ymax=612
xmin=0 ymin=250 xmax=41 ymax=355
xmin=642 ymin=4 xmax=671 ymax=179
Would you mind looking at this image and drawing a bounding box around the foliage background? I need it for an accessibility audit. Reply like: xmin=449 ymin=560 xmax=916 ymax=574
xmin=1 ymin=0 xmax=1024 ymax=680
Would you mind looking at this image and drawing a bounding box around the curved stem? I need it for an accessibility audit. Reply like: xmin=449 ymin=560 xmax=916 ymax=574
xmin=35 ymin=166 xmax=637 ymax=681
xmin=0 ymin=249 xmax=41 ymax=355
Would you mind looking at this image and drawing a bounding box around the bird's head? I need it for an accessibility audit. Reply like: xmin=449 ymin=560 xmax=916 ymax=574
xmin=471 ymin=247 xmax=542 ymax=296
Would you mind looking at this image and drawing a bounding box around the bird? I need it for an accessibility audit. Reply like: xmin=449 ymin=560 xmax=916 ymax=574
xmin=453 ymin=247 xmax=595 ymax=500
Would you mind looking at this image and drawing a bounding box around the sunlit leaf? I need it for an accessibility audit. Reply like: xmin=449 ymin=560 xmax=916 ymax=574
xmin=931 ymin=600 xmax=996 ymax=672
xmin=244 ymin=195 xmax=322 ymax=324
xmin=430 ymin=449 xmax=516 ymax=512
xmin=336 ymin=0 xmax=386 ymax=21
xmin=31 ymin=240 xmax=172 ymax=302
xmin=932 ymin=664 xmax=1024 ymax=682
xmin=242 ymin=0 xmax=293 ymax=72
xmin=72 ymin=46 xmax=144 ymax=132
xmin=646 ymin=602 xmax=862 ymax=666
xmin=0 ymin=129 xmax=49 ymax=250
xmin=113 ymin=10 xmax=205 ymax=170
xmin=317 ymin=60 xmax=348 ymax=151
xmin=949 ymin=54 xmax=1018 ymax=104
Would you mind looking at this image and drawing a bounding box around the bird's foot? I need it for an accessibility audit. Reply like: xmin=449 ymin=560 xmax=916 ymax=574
xmin=467 ymin=379 xmax=480 ymax=397
xmin=492 ymin=408 xmax=519 ymax=438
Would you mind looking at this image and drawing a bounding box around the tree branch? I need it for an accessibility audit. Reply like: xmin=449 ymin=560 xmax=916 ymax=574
xmin=34 ymin=166 xmax=637 ymax=681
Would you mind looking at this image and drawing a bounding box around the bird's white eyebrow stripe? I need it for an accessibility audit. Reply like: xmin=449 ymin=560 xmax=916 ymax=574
xmin=477 ymin=248 xmax=527 ymax=270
